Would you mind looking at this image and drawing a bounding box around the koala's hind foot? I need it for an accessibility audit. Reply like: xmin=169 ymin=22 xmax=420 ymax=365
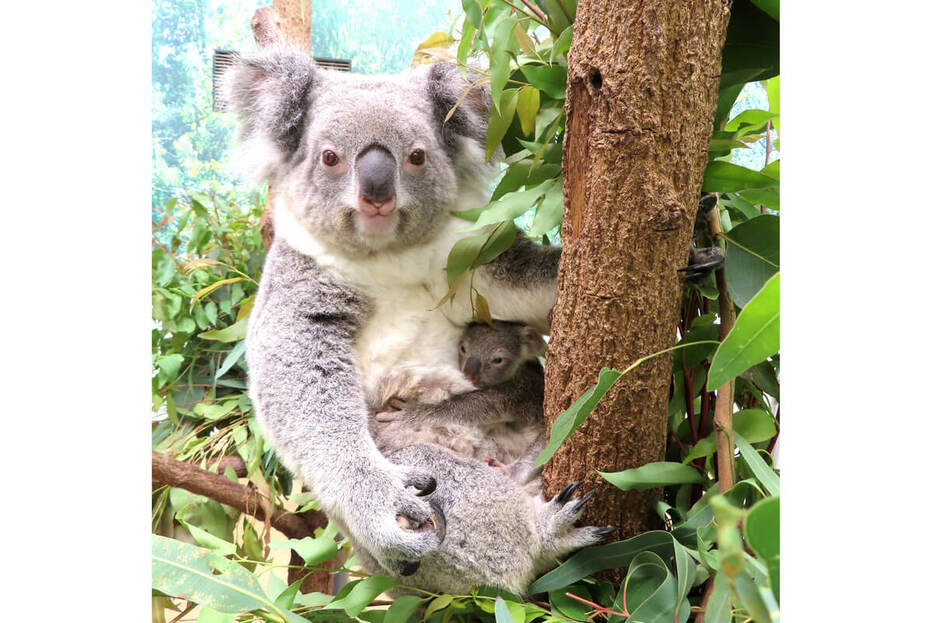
xmin=534 ymin=482 xmax=612 ymax=565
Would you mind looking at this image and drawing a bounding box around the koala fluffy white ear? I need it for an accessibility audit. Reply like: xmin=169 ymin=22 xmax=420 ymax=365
xmin=424 ymin=62 xmax=491 ymax=155
xmin=222 ymin=46 xmax=319 ymax=182
xmin=520 ymin=327 xmax=546 ymax=360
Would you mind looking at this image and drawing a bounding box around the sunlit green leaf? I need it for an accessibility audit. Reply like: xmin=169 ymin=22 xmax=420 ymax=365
xmin=199 ymin=318 xmax=249 ymax=343
xmin=516 ymin=85 xmax=541 ymax=136
xmin=487 ymin=88 xmax=519 ymax=160
xmin=152 ymin=535 xmax=280 ymax=616
xmin=324 ymin=576 xmax=395 ymax=617
xmin=745 ymin=496 xmax=780 ymax=603
xmin=600 ymin=462 xmax=703 ymax=491
xmin=707 ymin=273 xmax=779 ymax=390
xmin=520 ymin=64 xmax=567 ymax=99
xmin=735 ymin=432 xmax=779 ymax=496
xmin=536 ymin=368 xmax=622 ymax=467
xmin=703 ymin=161 xmax=778 ymax=193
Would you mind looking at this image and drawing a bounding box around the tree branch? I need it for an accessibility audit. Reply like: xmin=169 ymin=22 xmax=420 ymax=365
xmin=708 ymin=204 xmax=736 ymax=490
xmin=152 ymin=451 xmax=320 ymax=540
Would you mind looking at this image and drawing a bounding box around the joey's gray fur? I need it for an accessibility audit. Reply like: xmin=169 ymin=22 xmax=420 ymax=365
xmin=225 ymin=46 xmax=600 ymax=591
xmin=371 ymin=322 xmax=547 ymax=486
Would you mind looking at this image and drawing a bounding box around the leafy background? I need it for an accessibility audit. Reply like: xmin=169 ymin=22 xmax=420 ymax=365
xmin=152 ymin=1 xmax=780 ymax=622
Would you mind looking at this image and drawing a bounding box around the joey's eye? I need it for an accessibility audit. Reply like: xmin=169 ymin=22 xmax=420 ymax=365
xmin=491 ymin=357 xmax=504 ymax=366
xmin=322 ymin=150 xmax=339 ymax=167
xmin=459 ymin=344 xmax=466 ymax=354
xmin=408 ymin=149 xmax=426 ymax=166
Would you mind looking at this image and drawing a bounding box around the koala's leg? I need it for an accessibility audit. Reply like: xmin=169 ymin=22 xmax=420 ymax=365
xmin=532 ymin=482 xmax=613 ymax=570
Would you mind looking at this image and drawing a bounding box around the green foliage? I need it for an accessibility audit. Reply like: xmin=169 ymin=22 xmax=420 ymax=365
xmin=153 ymin=1 xmax=779 ymax=621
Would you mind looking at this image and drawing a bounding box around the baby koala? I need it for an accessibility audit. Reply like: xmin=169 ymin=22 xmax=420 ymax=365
xmin=370 ymin=321 xmax=546 ymax=487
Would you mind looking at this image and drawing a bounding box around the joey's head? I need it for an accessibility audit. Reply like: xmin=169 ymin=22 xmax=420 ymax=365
xmin=222 ymin=47 xmax=494 ymax=255
xmin=458 ymin=321 xmax=545 ymax=388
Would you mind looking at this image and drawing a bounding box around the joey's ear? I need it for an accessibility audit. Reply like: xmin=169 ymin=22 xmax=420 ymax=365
xmin=520 ymin=327 xmax=546 ymax=359
xmin=222 ymin=46 xmax=319 ymax=181
xmin=424 ymin=62 xmax=491 ymax=156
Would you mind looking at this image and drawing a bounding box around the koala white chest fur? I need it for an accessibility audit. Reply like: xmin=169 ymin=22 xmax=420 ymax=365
xmin=275 ymin=201 xmax=481 ymax=406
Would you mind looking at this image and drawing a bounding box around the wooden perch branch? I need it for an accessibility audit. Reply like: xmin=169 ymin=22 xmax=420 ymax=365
xmin=709 ymin=204 xmax=736 ymax=491
xmin=152 ymin=451 xmax=336 ymax=593
xmin=152 ymin=451 xmax=319 ymax=540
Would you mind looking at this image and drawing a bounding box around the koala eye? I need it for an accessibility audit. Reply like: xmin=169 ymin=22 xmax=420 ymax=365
xmin=408 ymin=149 xmax=426 ymax=166
xmin=491 ymin=357 xmax=504 ymax=366
xmin=321 ymin=150 xmax=340 ymax=167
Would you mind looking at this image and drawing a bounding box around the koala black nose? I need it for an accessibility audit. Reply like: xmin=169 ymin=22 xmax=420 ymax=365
xmin=356 ymin=145 xmax=396 ymax=205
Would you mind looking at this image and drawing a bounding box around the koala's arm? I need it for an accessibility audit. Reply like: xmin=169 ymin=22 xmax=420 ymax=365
xmin=246 ymin=241 xmax=440 ymax=573
xmin=472 ymin=234 xmax=560 ymax=334
xmin=388 ymin=362 xmax=544 ymax=427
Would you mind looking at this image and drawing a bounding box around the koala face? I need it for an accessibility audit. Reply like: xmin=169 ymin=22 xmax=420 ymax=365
xmin=223 ymin=47 xmax=494 ymax=255
xmin=458 ymin=321 xmax=545 ymax=388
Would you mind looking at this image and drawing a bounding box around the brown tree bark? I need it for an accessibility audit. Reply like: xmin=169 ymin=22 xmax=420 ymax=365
xmin=542 ymin=1 xmax=732 ymax=544
xmin=252 ymin=2 xmax=312 ymax=250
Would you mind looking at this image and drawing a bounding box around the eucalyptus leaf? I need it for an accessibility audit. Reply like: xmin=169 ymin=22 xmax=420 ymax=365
xmin=215 ymin=340 xmax=246 ymax=379
xmin=707 ymin=273 xmax=779 ymax=390
xmin=520 ymin=64 xmax=568 ymax=99
xmin=535 ymin=368 xmax=622 ymax=467
xmin=744 ymin=496 xmax=780 ymax=603
xmin=445 ymin=221 xmax=517 ymax=288
xmin=383 ymin=595 xmax=423 ymax=623
xmin=152 ymin=535 xmax=281 ymax=616
xmin=487 ymin=89 xmax=519 ymax=160
xmin=529 ymin=531 xmax=675 ymax=593
xmin=269 ymin=523 xmax=339 ymax=566
xmin=324 ymin=575 xmax=395 ymax=617
xmin=703 ymin=161 xmax=778 ymax=193
xmin=199 ymin=318 xmax=249 ymax=343
xmin=735 ymin=432 xmax=780 ymax=496
xmin=600 ymin=462 xmax=704 ymax=491
xmin=722 ymin=214 xmax=779 ymax=307
xmin=516 ymin=85 xmax=541 ymax=136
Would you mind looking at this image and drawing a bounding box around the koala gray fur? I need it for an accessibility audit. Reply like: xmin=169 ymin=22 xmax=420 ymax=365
xmin=359 ymin=444 xmax=607 ymax=595
xmin=371 ymin=321 xmax=547 ymax=486
xmin=224 ymin=46 xmax=600 ymax=590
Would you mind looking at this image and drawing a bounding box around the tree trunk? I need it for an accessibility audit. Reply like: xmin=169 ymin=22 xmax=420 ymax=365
xmin=273 ymin=0 xmax=311 ymax=49
xmin=254 ymin=2 xmax=312 ymax=250
xmin=542 ymin=0 xmax=732 ymax=544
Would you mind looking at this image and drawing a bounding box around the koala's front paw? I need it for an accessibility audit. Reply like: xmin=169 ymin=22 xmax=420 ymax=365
xmin=357 ymin=465 xmax=445 ymax=577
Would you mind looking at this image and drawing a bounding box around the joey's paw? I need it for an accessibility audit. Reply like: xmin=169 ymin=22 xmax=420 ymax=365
xmin=375 ymin=410 xmax=403 ymax=423
xmin=484 ymin=457 xmax=509 ymax=476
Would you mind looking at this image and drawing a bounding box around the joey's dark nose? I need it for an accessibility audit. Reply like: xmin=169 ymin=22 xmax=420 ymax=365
xmin=463 ymin=357 xmax=481 ymax=379
xmin=356 ymin=145 xmax=396 ymax=206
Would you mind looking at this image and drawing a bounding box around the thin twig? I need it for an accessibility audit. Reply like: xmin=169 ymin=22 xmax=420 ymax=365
xmin=708 ymin=200 xmax=736 ymax=490
xmin=565 ymin=593 xmax=628 ymax=619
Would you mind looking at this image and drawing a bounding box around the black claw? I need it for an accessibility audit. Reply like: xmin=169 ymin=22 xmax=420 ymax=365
xmin=399 ymin=560 xmax=420 ymax=576
xmin=429 ymin=498 xmax=447 ymax=543
xmin=574 ymin=490 xmax=596 ymax=510
xmin=411 ymin=476 xmax=437 ymax=497
xmin=594 ymin=526 xmax=616 ymax=537
xmin=556 ymin=481 xmax=581 ymax=505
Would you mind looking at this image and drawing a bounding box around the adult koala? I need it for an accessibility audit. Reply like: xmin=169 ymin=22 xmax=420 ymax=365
xmin=223 ymin=47 xmax=601 ymax=590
